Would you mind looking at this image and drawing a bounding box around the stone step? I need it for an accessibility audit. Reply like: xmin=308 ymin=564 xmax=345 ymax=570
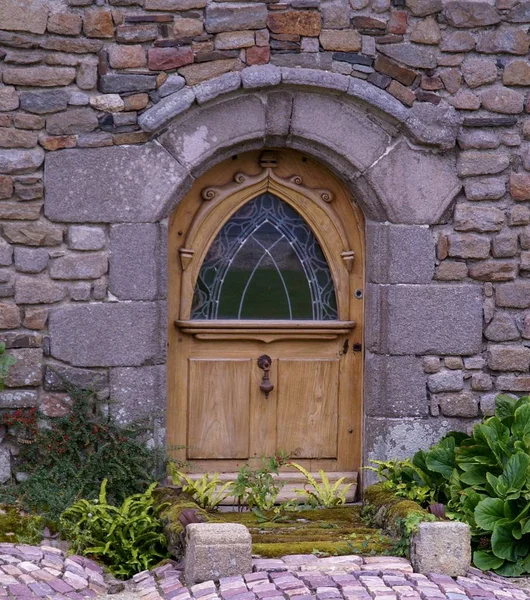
xmin=185 ymin=471 xmax=359 ymax=505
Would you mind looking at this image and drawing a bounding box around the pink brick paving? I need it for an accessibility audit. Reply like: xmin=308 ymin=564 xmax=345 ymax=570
xmin=134 ymin=555 xmax=530 ymax=600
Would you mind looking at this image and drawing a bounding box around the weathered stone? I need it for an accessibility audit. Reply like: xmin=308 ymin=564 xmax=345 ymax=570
xmin=461 ymin=57 xmax=497 ymax=88
xmin=0 ymin=304 xmax=20 ymax=329
xmin=107 ymin=45 xmax=146 ymax=70
xmin=472 ymin=373 xmax=493 ymax=391
xmin=476 ymin=27 xmax=530 ymax=55
xmin=435 ymin=261 xmax=468 ymax=280
xmin=173 ymin=17 xmax=203 ymax=38
xmin=447 ymin=233 xmax=490 ymax=259
xmin=406 ymin=0 xmax=441 ymax=15
xmin=365 ymin=354 xmax=427 ymax=417
xmin=464 ymin=177 xmax=505 ymax=201
xmin=491 ymin=232 xmax=517 ymax=258
xmin=480 ymin=86 xmax=524 ymax=114
xmin=99 ymin=74 xmax=157 ymax=94
xmin=444 ymin=356 xmax=464 ymax=370
xmin=14 ymin=248 xmax=48 ymax=274
xmin=0 ymin=176 xmax=13 ymax=200
xmin=268 ymin=11 xmax=321 ymax=36
xmin=457 ymin=151 xmax=510 ymax=176
xmin=436 ymin=392 xmax=479 ymax=417
xmin=69 ymin=281 xmax=91 ymax=302
xmin=0 ymin=202 xmax=41 ymax=222
xmin=439 ymin=68 xmax=461 ymax=94
xmin=489 ymin=344 xmax=530 ymax=371
xmin=510 ymin=172 xmax=530 ymax=201
xmin=215 ymin=31 xmax=255 ymax=50
xmin=185 ymin=524 xmax=252 ymax=586
xmin=0 ymin=390 xmax=38 ymax=410
xmin=19 ymin=90 xmax=69 ymax=115
xmin=511 ymin=205 xmax=530 ymax=225
xmin=496 ymin=375 xmax=530 ymax=392
xmin=367 ymin=222 xmax=434 ymax=283
xmin=0 ymin=87 xmax=19 ymax=112
xmin=522 ymin=226 xmax=530 ymax=249
xmin=241 ymin=65 xmax=281 ymax=89
xmin=320 ymin=30 xmax=361 ymax=52
xmin=40 ymin=36 xmax=103 ymax=54
xmin=410 ymin=17 xmax=440 ymax=45
xmin=506 ymin=0 xmax=530 ymax=21
xmin=444 ymin=1 xmax=500 ymax=27
xmin=23 ymin=307 xmax=48 ymax=330
xmin=245 ymin=45 xmax=270 ymax=66
xmin=367 ymin=284 xmax=483 ymax=355
xmin=50 ymin=253 xmax=108 ymax=280
xmin=365 ymin=139 xmax=461 ymax=224
xmin=68 ymin=226 xmax=106 ymax=251
xmin=378 ymin=43 xmax=437 ymax=69
xmin=0 ymin=0 xmax=49 ymax=35
xmin=5 ymin=349 xmax=42 ymax=388
xmin=89 ymin=95 xmax=125 ymax=113
xmin=458 ymin=130 xmax=499 ymax=150
xmin=47 ymin=12 xmax=82 ymax=36
xmin=148 ymin=47 xmax=194 ymax=70
xmin=15 ymin=275 xmax=66 ymax=304
xmin=440 ymin=31 xmax=475 ymax=52
xmin=423 ymin=356 xmax=441 ymax=373
xmin=123 ymin=93 xmax=150 ymax=111
xmin=109 ymin=224 xmax=159 ymax=301
xmin=83 ymin=9 xmax=114 ymax=38
xmin=44 ymin=364 xmax=107 ymax=393
xmin=49 ymin=302 xmax=164 ymax=367
xmin=3 ymin=66 xmax=76 ymax=87
xmin=454 ymin=205 xmax=504 ymax=233
xmin=39 ymin=392 xmax=71 ymax=418
xmin=178 ymin=59 xmax=239 ymax=85
xmin=448 ymin=90 xmax=481 ymax=110
xmin=428 ymin=370 xmax=464 ymax=393
xmin=485 ymin=312 xmax=519 ymax=341
xmin=146 ymin=0 xmax=206 ymax=8
xmin=46 ymin=144 xmax=185 ymax=222
xmin=46 ymin=109 xmax=98 ymax=136
xmin=116 ymin=24 xmax=158 ymax=43
xmin=205 ymin=3 xmax=268 ymax=33
xmin=503 ymin=60 xmax=530 ymax=85
xmin=496 ymin=282 xmax=530 ymax=308
xmin=110 ymin=365 xmax=165 ymax=424
xmin=411 ymin=521 xmax=471 ymax=577
xmin=0 ymin=127 xmax=38 ymax=151
xmin=373 ymin=55 xmax=416 ymax=86
xmin=3 ymin=221 xmax=62 ymax=246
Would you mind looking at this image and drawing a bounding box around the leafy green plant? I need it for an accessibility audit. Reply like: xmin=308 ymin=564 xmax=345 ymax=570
xmin=2 ymin=383 xmax=165 ymax=520
xmin=0 ymin=343 xmax=16 ymax=391
xmin=170 ymin=468 xmax=233 ymax=510
xmin=231 ymin=453 xmax=290 ymax=514
xmin=60 ymin=479 xmax=169 ymax=579
xmin=289 ymin=463 xmax=353 ymax=508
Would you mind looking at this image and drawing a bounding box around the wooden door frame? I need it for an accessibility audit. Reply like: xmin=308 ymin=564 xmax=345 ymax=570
xmin=167 ymin=149 xmax=365 ymax=470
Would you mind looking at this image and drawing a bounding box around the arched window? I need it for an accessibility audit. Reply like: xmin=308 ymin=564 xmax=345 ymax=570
xmin=191 ymin=192 xmax=338 ymax=320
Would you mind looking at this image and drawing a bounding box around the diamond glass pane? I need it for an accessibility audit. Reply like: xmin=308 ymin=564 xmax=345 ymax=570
xmin=191 ymin=193 xmax=338 ymax=320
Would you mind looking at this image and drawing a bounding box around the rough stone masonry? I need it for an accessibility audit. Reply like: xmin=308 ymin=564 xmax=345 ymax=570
xmin=1 ymin=0 xmax=530 ymax=482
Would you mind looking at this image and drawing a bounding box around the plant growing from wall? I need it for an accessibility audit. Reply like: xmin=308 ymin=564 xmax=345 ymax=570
xmin=60 ymin=479 xmax=169 ymax=579
xmin=0 ymin=343 xmax=16 ymax=391
xmin=0 ymin=382 xmax=166 ymax=520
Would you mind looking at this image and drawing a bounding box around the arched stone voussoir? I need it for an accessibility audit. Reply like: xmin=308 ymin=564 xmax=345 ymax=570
xmin=361 ymin=138 xmax=462 ymax=225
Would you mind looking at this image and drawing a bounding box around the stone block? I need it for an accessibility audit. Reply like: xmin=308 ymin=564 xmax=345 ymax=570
xmin=159 ymin=95 xmax=266 ymax=172
xmin=46 ymin=109 xmax=99 ymax=136
xmin=364 ymin=139 xmax=461 ymax=225
xmin=444 ymin=1 xmax=500 ymax=27
xmin=49 ymin=302 xmax=164 ymax=367
xmin=0 ymin=148 xmax=44 ymax=175
xmin=0 ymin=0 xmax=49 ymax=34
xmin=364 ymin=354 xmax=428 ymax=417
xmin=367 ymin=284 xmax=483 ymax=355
xmin=457 ymin=151 xmax=510 ymax=177
xmin=50 ymin=253 xmax=108 ymax=280
xmin=427 ymin=370 xmax=464 ymax=393
xmin=185 ymin=524 xmax=252 ymax=585
xmin=45 ymin=144 xmax=187 ymax=223
xmin=0 ymin=304 xmax=20 ymax=329
xmin=44 ymin=364 xmax=108 ymax=392
xmin=15 ymin=276 xmax=66 ymax=304
xmin=68 ymin=226 xmax=106 ymax=251
xmin=496 ymin=282 xmax=530 ymax=308
xmin=366 ymin=222 xmax=434 ymax=283
xmin=20 ymin=90 xmax=69 ymax=115
xmin=194 ymin=73 xmax=241 ymax=105
xmin=484 ymin=312 xmax=519 ymax=341
xmin=488 ymin=345 xmax=530 ymax=371
xmin=138 ymin=88 xmax=195 ymax=133
xmin=0 ymin=390 xmax=38 ymax=409
xmin=205 ymin=3 xmax=268 ymax=33
xmin=241 ymin=65 xmax=281 ymax=89
xmin=378 ymin=43 xmax=437 ymax=69
xmin=3 ymin=67 xmax=76 ymax=87
xmin=454 ymin=205 xmax=504 ymax=232
xmin=411 ymin=522 xmax=471 ymax=577
xmin=99 ymin=74 xmax=157 ymax=94
xmin=447 ymin=233 xmax=490 ymax=259
xmin=290 ymin=93 xmax=390 ymax=173
xmin=14 ymin=247 xmax=48 ymax=275
xmin=0 ymin=447 xmax=10 ymax=484
xmin=4 ymin=349 xmax=42 ymax=388
xmin=3 ymin=221 xmax=62 ymax=247
xmin=464 ymin=177 xmax=506 ymax=201
xmin=109 ymin=224 xmax=159 ymax=301
xmin=436 ymin=392 xmax=479 ymax=417
xmin=110 ymin=365 xmax=165 ymax=424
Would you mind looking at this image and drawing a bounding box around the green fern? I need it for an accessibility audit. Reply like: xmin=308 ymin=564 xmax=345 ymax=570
xmin=170 ymin=467 xmax=233 ymax=510
xmin=289 ymin=462 xmax=353 ymax=508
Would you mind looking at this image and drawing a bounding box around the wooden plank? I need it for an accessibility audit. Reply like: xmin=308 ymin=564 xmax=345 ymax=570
xmin=277 ymin=359 xmax=339 ymax=459
xmin=188 ymin=359 xmax=251 ymax=459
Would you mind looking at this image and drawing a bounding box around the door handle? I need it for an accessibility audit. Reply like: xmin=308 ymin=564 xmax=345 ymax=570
xmin=257 ymin=354 xmax=274 ymax=399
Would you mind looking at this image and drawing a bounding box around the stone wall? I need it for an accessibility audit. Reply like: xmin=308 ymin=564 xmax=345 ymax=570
xmin=1 ymin=0 xmax=530 ymax=481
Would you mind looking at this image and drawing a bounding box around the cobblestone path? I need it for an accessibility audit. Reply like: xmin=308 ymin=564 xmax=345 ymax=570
xmin=136 ymin=555 xmax=530 ymax=600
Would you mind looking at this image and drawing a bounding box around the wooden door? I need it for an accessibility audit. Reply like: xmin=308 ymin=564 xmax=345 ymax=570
xmin=167 ymin=150 xmax=364 ymax=473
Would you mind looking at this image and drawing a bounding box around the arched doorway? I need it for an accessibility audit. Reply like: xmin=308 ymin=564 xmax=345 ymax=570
xmin=167 ymin=149 xmax=365 ymax=475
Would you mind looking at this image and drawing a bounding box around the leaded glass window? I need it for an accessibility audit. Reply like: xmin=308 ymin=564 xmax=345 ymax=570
xmin=191 ymin=193 xmax=338 ymax=320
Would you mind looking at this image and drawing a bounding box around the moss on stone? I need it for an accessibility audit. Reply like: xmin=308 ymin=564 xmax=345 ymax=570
xmin=0 ymin=505 xmax=44 ymax=544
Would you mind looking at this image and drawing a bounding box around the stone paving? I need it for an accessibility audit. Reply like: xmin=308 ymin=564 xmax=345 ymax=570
xmin=135 ymin=555 xmax=530 ymax=600
xmin=0 ymin=544 xmax=107 ymax=599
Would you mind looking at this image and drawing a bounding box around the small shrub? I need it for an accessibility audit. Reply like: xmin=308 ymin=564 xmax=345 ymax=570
xmin=1 ymin=384 xmax=165 ymax=520
xmin=60 ymin=479 xmax=169 ymax=579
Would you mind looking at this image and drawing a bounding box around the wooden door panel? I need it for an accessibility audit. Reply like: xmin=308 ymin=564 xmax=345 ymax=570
xmin=188 ymin=359 xmax=251 ymax=459
xmin=276 ymin=359 xmax=339 ymax=459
